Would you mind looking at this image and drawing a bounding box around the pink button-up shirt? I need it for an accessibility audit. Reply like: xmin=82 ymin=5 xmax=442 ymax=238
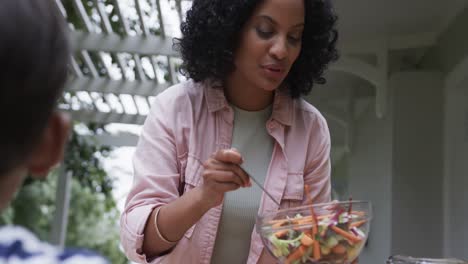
xmin=120 ymin=81 xmax=331 ymax=264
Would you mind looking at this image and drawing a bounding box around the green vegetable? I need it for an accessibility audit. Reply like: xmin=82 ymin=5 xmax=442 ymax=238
xmin=269 ymin=232 xmax=304 ymax=257
xmin=320 ymin=244 xmax=331 ymax=255
xmin=325 ymin=235 xmax=339 ymax=248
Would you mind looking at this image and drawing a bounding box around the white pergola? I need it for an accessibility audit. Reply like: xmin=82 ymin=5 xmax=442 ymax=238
xmin=55 ymin=0 xmax=465 ymax=150
xmin=56 ymin=0 xmax=436 ymax=126
xmin=55 ymin=0 xmax=465 ymax=145
xmin=49 ymin=0 xmax=468 ymax=261
xmin=55 ymin=0 xmax=188 ymax=125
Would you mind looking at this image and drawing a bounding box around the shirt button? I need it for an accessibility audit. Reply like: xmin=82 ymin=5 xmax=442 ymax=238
xmin=268 ymin=122 xmax=276 ymax=129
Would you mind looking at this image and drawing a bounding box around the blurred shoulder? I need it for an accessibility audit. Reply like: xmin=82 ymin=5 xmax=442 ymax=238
xmin=296 ymin=98 xmax=329 ymax=131
xmin=0 ymin=225 xmax=108 ymax=264
xmin=154 ymin=80 xmax=205 ymax=104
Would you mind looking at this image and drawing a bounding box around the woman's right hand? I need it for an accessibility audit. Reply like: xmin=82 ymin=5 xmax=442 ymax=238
xmin=198 ymin=148 xmax=251 ymax=208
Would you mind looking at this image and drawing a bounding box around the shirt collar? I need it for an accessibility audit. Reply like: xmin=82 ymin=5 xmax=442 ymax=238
xmin=203 ymin=80 xmax=293 ymax=126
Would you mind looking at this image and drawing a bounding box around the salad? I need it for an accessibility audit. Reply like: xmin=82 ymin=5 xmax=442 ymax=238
xmin=259 ymin=201 xmax=369 ymax=264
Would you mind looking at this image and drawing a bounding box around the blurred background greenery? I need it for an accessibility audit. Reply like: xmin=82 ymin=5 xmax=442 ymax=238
xmin=0 ymin=123 xmax=127 ymax=263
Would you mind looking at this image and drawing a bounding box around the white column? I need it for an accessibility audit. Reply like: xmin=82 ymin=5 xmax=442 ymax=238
xmin=443 ymin=76 xmax=468 ymax=259
xmin=391 ymin=71 xmax=444 ymax=257
xmin=49 ymin=166 xmax=72 ymax=248
xmin=347 ymin=94 xmax=393 ymax=264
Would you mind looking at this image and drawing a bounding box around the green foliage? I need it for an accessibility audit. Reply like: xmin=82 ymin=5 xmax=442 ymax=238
xmin=2 ymin=172 xmax=57 ymax=239
xmin=67 ymin=176 xmax=127 ymax=264
xmin=0 ymin=123 xmax=127 ymax=263
xmin=65 ymin=123 xmax=113 ymax=199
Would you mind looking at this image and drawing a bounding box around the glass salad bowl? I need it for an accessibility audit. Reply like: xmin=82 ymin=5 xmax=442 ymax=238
xmin=256 ymin=200 xmax=372 ymax=264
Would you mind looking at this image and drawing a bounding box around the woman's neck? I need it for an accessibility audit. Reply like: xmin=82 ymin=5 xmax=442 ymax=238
xmin=224 ymin=74 xmax=274 ymax=111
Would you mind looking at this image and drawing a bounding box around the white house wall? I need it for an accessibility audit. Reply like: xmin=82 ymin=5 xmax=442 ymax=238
xmin=347 ymin=96 xmax=393 ymax=264
xmin=444 ymin=75 xmax=468 ymax=260
xmin=391 ymin=71 xmax=445 ymax=257
xmin=423 ymin=5 xmax=468 ymax=259
xmin=342 ymin=71 xmax=446 ymax=262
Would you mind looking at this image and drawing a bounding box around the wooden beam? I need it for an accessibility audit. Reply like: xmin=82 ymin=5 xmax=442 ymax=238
xmin=70 ymin=30 xmax=438 ymax=58
xmin=66 ymin=109 xmax=147 ymax=125
xmin=65 ymin=76 xmax=170 ymax=97
xmin=70 ymin=30 xmax=176 ymax=56
xmin=94 ymin=132 xmax=139 ymax=147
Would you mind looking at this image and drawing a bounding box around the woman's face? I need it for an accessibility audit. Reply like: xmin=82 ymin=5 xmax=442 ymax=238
xmin=233 ymin=0 xmax=304 ymax=92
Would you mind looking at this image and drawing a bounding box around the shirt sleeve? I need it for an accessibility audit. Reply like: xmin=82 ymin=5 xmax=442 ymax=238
xmin=59 ymin=248 xmax=109 ymax=264
xmin=120 ymin=95 xmax=182 ymax=263
xmin=303 ymin=113 xmax=332 ymax=205
xmin=0 ymin=226 xmax=108 ymax=264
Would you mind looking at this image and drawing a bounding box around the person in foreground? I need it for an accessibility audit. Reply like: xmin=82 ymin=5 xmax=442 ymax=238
xmin=121 ymin=0 xmax=338 ymax=263
xmin=0 ymin=0 xmax=108 ymax=263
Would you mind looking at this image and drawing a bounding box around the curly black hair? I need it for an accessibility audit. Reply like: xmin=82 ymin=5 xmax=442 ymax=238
xmin=174 ymin=0 xmax=339 ymax=98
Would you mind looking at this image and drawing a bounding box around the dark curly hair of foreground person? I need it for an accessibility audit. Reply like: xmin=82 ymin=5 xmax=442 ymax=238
xmin=174 ymin=0 xmax=339 ymax=98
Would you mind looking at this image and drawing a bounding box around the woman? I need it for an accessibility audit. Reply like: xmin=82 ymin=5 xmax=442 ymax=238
xmin=120 ymin=0 xmax=338 ymax=263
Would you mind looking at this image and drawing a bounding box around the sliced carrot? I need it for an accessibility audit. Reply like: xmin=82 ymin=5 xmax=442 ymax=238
xmin=274 ymin=229 xmax=288 ymax=238
xmin=317 ymin=213 xmax=334 ymax=220
xmin=300 ymin=234 xmax=314 ymax=246
xmin=331 ymin=244 xmax=347 ymax=255
xmin=266 ymin=219 xmax=283 ymax=225
xmin=297 ymin=218 xmax=314 ymax=225
xmin=304 ymin=185 xmax=318 ymax=236
xmin=350 ymin=219 xmax=367 ymax=228
xmin=268 ymin=217 xmax=303 ymax=226
xmin=330 ymin=225 xmax=362 ymax=244
xmin=292 ymin=219 xmax=310 ymax=231
xmin=272 ymin=220 xmax=288 ymax=228
xmin=311 ymin=220 xmax=318 ymax=235
xmin=313 ymin=240 xmax=321 ymax=260
xmin=285 ymin=245 xmax=307 ymax=264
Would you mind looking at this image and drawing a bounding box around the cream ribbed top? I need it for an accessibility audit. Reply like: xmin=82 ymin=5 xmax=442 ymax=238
xmin=211 ymin=105 xmax=274 ymax=264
